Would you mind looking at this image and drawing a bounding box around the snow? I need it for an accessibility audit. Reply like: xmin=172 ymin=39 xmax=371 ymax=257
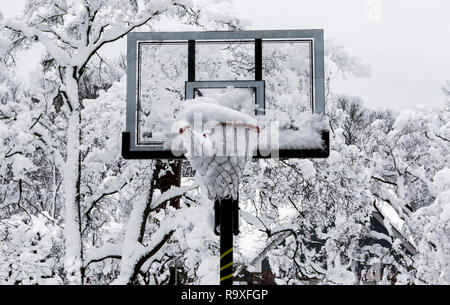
xmin=178 ymin=100 xmax=258 ymax=127
xmin=115 ymin=191 xmax=151 ymax=284
xmin=171 ymin=98 xmax=328 ymax=156
xmin=174 ymin=100 xmax=259 ymax=199
xmin=297 ymin=160 xmax=317 ymax=179
xmin=116 ymin=197 xmax=214 ymax=284
xmin=85 ymin=243 xmax=122 ymax=266
xmin=433 ymin=167 xmax=450 ymax=194
xmin=416 ymin=169 xmax=450 ymax=223
xmin=0 ymin=214 xmax=63 ymax=285
xmin=412 ymin=169 xmax=450 ymax=283
xmin=196 ymin=255 xmax=219 ymax=285
xmin=437 ymin=191 xmax=450 ymax=222
xmin=150 ymin=184 xmax=200 ymax=209
xmin=375 ymin=199 xmax=405 ymax=233
xmin=11 ymin=154 xmax=35 ymax=179
xmin=61 ymin=66 xmax=85 ymax=284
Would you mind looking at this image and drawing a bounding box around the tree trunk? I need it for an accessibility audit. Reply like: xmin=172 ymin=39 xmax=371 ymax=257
xmin=63 ymin=67 xmax=84 ymax=284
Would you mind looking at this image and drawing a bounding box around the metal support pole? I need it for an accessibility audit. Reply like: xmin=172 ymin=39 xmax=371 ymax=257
xmin=219 ymin=197 xmax=234 ymax=285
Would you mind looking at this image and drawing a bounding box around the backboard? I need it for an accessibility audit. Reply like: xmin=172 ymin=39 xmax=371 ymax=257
xmin=122 ymin=30 xmax=329 ymax=159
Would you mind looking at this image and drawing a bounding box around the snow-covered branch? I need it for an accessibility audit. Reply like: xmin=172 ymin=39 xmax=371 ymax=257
xmin=3 ymin=19 xmax=71 ymax=65
xmin=84 ymin=243 xmax=122 ymax=269
xmin=76 ymin=9 xmax=167 ymax=73
xmin=150 ymin=183 xmax=199 ymax=210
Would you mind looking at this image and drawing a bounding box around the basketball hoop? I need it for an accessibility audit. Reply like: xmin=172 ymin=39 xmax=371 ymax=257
xmin=179 ymin=121 xmax=259 ymax=201
xmin=122 ymin=29 xmax=329 ymax=286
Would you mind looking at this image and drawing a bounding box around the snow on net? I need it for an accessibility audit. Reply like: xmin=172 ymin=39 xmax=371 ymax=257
xmin=176 ymin=101 xmax=259 ymax=200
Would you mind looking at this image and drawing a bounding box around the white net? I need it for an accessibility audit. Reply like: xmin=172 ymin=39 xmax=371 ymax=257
xmin=181 ymin=122 xmax=259 ymax=200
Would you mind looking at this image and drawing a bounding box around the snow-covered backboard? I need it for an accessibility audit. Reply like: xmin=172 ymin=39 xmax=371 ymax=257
xmin=122 ymin=30 xmax=329 ymax=159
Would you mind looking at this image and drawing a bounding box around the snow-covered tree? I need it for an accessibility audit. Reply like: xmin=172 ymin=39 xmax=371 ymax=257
xmin=1 ymin=1 xmax=449 ymax=286
xmin=1 ymin=0 xmax=245 ymax=284
xmin=411 ymin=168 xmax=450 ymax=284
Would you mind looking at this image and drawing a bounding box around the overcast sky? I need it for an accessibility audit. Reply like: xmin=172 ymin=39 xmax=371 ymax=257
xmin=2 ymin=0 xmax=450 ymax=110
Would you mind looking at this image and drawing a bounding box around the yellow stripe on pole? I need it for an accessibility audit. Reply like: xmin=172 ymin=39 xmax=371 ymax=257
xmin=220 ymin=273 xmax=233 ymax=282
xmin=220 ymin=262 xmax=233 ymax=271
xmin=220 ymin=248 xmax=233 ymax=259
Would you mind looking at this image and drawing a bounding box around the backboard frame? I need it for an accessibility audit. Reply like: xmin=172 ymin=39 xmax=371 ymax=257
xmin=122 ymin=29 xmax=329 ymax=159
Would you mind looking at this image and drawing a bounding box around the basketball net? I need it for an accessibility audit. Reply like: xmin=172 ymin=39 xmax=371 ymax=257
xmin=179 ymin=122 xmax=259 ymax=200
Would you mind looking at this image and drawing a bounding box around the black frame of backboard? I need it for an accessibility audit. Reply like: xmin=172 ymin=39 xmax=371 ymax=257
xmin=122 ymin=30 xmax=329 ymax=159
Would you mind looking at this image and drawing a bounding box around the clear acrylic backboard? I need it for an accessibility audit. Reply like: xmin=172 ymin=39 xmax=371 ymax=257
xmin=122 ymin=30 xmax=329 ymax=159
